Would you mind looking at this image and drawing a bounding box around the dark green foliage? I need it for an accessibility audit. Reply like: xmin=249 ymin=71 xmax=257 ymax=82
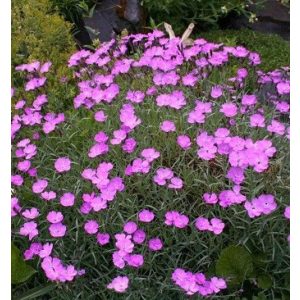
xmin=11 ymin=243 xmax=36 ymax=285
xmin=142 ymin=0 xmax=262 ymax=32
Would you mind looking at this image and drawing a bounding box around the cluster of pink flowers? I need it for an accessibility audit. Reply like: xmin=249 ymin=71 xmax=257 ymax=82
xmin=195 ymin=217 xmax=225 ymax=235
xmin=41 ymin=256 xmax=84 ymax=282
xmin=125 ymin=148 xmax=160 ymax=176
xmin=188 ymin=101 xmax=212 ymax=124
xmin=88 ymin=131 xmax=109 ymax=158
xmin=172 ymin=268 xmax=227 ymax=296
xmin=244 ymin=194 xmax=277 ymax=218
xmin=165 ymin=211 xmax=189 ymax=228
xmin=153 ymin=168 xmax=183 ymax=189
xmin=81 ymin=162 xmax=124 ymax=213
xmin=111 ymin=209 xmax=162 ymax=271
xmin=156 ymin=90 xmax=186 ymax=109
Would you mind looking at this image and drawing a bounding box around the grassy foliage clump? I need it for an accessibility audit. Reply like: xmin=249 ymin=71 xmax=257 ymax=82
xmin=12 ymin=31 xmax=289 ymax=299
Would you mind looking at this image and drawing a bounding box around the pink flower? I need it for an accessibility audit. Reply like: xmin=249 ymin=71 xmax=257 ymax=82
xmin=242 ymin=94 xmax=257 ymax=106
xmin=210 ymin=218 xmax=225 ymax=235
xmin=55 ymin=157 xmax=71 ymax=173
xmin=11 ymin=197 xmax=21 ymax=217
xmin=140 ymin=148 xmax=160 ymax=162
xmin=22 ymin=208 xmax=40 ymax=219
xmin=84 ymin=220 xmax=99 ymax=234
xmin=267 ymin=120 xmax=285 ymax=135
xmin=60 ymin=192 xmax=75 ymax=207
xmin=115 ymin=233 xmax=134 ymax=255
xmin=226 ymin=166 xmax=245 ymax=184
xmin=32 ymin=179 xmax=48 ymax=193
xmin=220 ymin=103 xmax=238 ymax=118
xmin=47 ymin=211 xmax=64 ymax=223
xmin=138 ymin=209 xmax=155 ymax=223
xmin=284 ymin=206 xmax=290 ymax=219
xmin=107 ymin=275 xmax=129 ymax=293
xmin=12 ymin=174 xmax=24 ymax=186
xmin=39 ymin=243 xmax=53 ymax=258
xmin=160 ymin=120 xmax=176 ymax=132
xmin=97 ymin=233 xmax=110 ymax=246
xmin=148 ymin=238 xmax=163 ymax=251
xmin=203 ymin=193 xmax=218 ymax=205
xmin=276 ymin=81 xmax=290 ymax=95
xmin=123 ymin=221 xmax=138 ymax=234
xmin=41 ymin=191 xmax=57 ymax=201
xmin=210 ymin=86 xmax=222 ymax=99
xmin=250 ymin=114 xmax=265 ymax=127
xmin=165 ymin=211 xmax=189 ymax=228
xmin=126 ymin=90 xmax=145 ymax=103
xmin=20 ymin=221 xmax=39 ymax=240
xmin=49 ymin=223 xmax=67 ymax=237
xmin=122 ymin=138 xmax=137 ymax=153
xmin=125 ymin=254 xmax=144 ymax=268
xmin=195 ymin=217 xmax=211 ymax=231
xmin=94 ymin=110 xmax=107 ymax=122
xmin=177 ymin=135 xmax=191 ymax=150
xmin=168 ymin=177 xmax=183 ymax=189
xmin=132 ymin=229 xmax=146 ymax=244
xmin=17 ymin=160 xmax=31 ymax=172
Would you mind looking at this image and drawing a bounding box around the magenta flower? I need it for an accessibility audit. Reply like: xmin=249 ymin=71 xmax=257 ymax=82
xmin=17 ymin=160 xmax=31 ymax=172
xmin=220 ymin=103 xmax=238 ymax=118
xmin=20 ymin=221 xmax=39 ymax=240
xmin=41 ymin=191 xmax=57 ymax=201
xmin=55 ymin=157 xmax=71 ymax=173
xmin=97 ymin=233 xmax=110 ymax=246
xmin=32 ymin=179 xmax=48 ymax=193
xmin=125 ymin=254 xmax=144 ymax=268
xmin=250 ymin=114 xmax=265 ymax=127
xmin=242 ymin=94 xmax=257 ymax=106
xmin=39 ymin=243 xmax=53 ymax=258
xmin=126 ymin=90 xmax=145 ymax=103
xmin=284 ymin=206 xmax=290 ymax=219
xmin=107 ymin=275 xmax=129 ymax=293
xmin=60 ymin=192 xmax=75 ymax=207
xmin=11 ymin=197 xmax=21 ymax=217
xmin=148 ymin=238 xmax=163 ymax=251
xmin=138 ymin=209 xmax=155 ymax=223
xmin=210 ymin=86 xmax=222 ymax=99
xmin=123 ymin=221 xmax=138 ymax=234
xmin=168 ymin=177 xmax=183 ymax=189
xmin=140 ymin=148 xmax=160 ymax=162
xmin=94 ymin=110 xmax=107 ymax=122
xmin=49 ymin=222 xmax=67 ymax=238
xmin=177 ymin=135 xmax=191 ymax=150
xmin=122 ymin=138 xmax=137 ymax=153
xmin=276 ymin=81 xmax=290 ymax=95
xmin=84 ymin=220 xmax=99 ymax=234
xmin=132 ymin=229 xmax=146 ymax=244
xmin=203 ymin=193 xmax=218 ymax=205
xmin=47 ymin=211 xmax=64 ymax=223
xmin=115 ymin=233 xmax=134 ymax=255
xmin=22 ymin=208 xmax=40 ymax=219
xmin=11 ymin=174 xmax=24 ymax=186
xmin=160 ymin=120 xmax=176 ymax=132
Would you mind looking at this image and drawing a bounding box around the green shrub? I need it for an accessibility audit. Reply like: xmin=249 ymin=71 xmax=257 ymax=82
xmin=141 ymin=0 xmax=262 ymax=33
xmin=200 ymin=29 xmax=290 ymax=71
xmin=12 ymin=0 xmax=76 ymax=69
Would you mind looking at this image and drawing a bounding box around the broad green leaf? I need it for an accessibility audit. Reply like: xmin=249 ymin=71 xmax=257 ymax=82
xmin=12 ymin=243 xmax=36 ymax=285
xmin=257 ymin=274 xmax=273 ymax=289
xmin=216 ymin=245 xmax=254 ymax=286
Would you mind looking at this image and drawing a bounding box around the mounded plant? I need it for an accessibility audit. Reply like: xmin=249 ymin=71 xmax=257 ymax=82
xmin=12 ymin=30 xmax=289 ymax=299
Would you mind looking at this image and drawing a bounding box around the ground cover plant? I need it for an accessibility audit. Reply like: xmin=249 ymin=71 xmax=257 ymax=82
xmin=11 ymin=30 xmax=290 ymax=299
